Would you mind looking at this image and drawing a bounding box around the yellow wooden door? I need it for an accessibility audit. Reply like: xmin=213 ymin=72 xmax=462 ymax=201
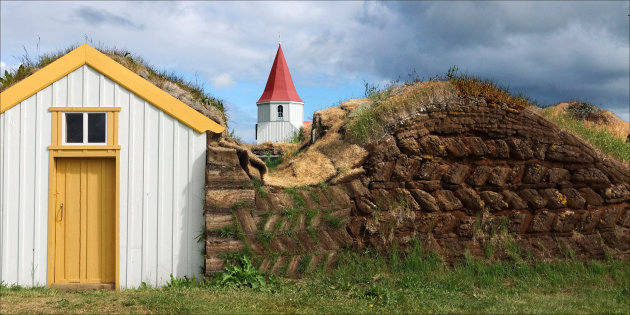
xmin=54 ymin=158 xmax=115 ymax=284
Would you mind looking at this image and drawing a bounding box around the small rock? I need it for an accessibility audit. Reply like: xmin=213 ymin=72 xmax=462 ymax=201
xmin=518 ymin=189 xmax=547 ymax=209
xmin=487 ymin=167 xmax=512 ymax=187
xmin=529 ymin=210 xmax=555 ymax=232
xmin=409 ymin=189 xmax=440 ymax=212
xmin=545 ymin=168 xmax=570 ymax=184
xmin=507 ymin=138 xmax=534 ymax=159
xmin=539 ymin=189 xmax=567 ymax=209
xmin=578 ymin=187 xmax=604 ymax=207
xmin=444 ymin=137 xmax=468 ymax=158
xmin=466 ymin=166 xmax=492 ymax=186
xmin=559 ymin=188 xmax=586 ymax=209
xmin=434 ymin=190 xmax=463 ymax=211
xmin=479 ymin=191 xmax=508 ymax=212
xmin=455 ymin=188 xmax=485 ymax=212
xmin=523 ymin=164 xmax=547 ymax=184
xmin=502 ymin=191 xmax=529 ymax=210
xmin=443 ymin=164 xmax=470 ymax=185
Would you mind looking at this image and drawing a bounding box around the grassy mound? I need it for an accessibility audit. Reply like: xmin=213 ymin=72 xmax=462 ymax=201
xmin=346 ymin=68 xmax=539 ymax=145
xmin=541 ymin=102 xmax=630 ymax=163
xmin=266 ymin=69 xmax=629 ymax=185
xmin=346 ymin=81 xmax=457 ymax=144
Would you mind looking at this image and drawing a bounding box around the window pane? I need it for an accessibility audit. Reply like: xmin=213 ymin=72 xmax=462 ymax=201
xmin=65 ymin=113 xmax=84 ymax=143
xmin=88 ymin=113 xmax=106 ymax=143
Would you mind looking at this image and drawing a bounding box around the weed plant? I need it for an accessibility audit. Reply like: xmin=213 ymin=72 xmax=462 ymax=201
xmin=264 ymin=154 xmax=283 ymax=170
xmin=214 ymin=256 xmax=266 ymax=289
xmin=284 ymin=187 xmax=306 ymax=208
xmin=251 ymin=178 xmax=268 ymax=199
xmin=289 ymin=128 xmax=306 ymax=144
xmin=323 ymin=214 xmax=344 ymax=229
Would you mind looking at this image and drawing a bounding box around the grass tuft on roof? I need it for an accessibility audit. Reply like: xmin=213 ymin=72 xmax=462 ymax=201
xmin=1 ymin=42 xmax=227 ymax=128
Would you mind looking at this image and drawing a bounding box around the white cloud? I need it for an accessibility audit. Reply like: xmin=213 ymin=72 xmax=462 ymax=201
xmin=1 ymin=1 xmax=627 ymax=124
xmin=0 ymin=61 xmax=21 ymax=74
xmin=213 ymin=73 xmax=235 ymax=89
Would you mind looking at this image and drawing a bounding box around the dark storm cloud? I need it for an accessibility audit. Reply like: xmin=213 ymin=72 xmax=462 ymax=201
xmin=75 ymin=6 xmax=144 ymax=30
xmin=344 ymin=1 xmax=629 ymax=115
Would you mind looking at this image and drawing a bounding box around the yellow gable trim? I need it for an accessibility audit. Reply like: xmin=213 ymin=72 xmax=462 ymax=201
xmin=0 ymin=44 xmax=224 ymax=134
xmin=0 ymin=47 xmax=85 ymax=113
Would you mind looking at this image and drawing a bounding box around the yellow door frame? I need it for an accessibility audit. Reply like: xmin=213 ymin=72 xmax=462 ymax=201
xmin=47 ymin=107 xmax=121 ymax=290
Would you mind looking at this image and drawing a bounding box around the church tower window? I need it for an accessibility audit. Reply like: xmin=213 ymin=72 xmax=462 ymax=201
xmin=277 ymin=105 xmax=284 ymax=120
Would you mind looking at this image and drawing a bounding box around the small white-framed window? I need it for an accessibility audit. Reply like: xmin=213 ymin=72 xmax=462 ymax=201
xmin=277 ymin=105 xmax=284 ymax=120
xmin=62 ymin=112 xmax=108 ymax=145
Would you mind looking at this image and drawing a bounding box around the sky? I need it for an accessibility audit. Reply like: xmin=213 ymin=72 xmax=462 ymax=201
xmin=1 ymin=1 xmax=628 ymax=143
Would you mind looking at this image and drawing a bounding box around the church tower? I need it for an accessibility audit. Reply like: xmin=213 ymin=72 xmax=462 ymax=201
xmin=256 ymin=44 xmax=304 ymax=143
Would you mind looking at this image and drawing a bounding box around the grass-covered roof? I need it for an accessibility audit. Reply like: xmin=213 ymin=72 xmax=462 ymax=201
xmin=0 ymin=43 xmax=227 ymax=128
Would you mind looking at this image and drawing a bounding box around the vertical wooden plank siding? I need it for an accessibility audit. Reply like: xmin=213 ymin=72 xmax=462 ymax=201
xmin=53 ymin=75 xmax=68 ymax=107
xmin=173 ymin=122 xmax=190 ymax=277
xmin=157 ymin=112 xmax=175 ymax=284
xmin=257 ymin=121 xmax=299 ymax=143
xmin=190 ymin=130 xmax=206 ymax=277
xmin=126 ymin=94 xmax=144 ymax=288
xmin=4 ymin=106 xmax=21 ymax=285
xmin=85 ymin=66 xmax=100 ymax=107
xmin=35 ymin=86 xmax=52 ymax=285
xmin=68 ymin=66 xmax=83 ymax=106
xmin=0 ymin=109 xmax=4 ymax=283
xmin=19 ymin=94 xmax=36 ymax=286
xmin=102 ymin=73 xmax=115 ymax=107
xmin=257 ymin=103 xmax=270 ymax=122
xmin=117 ymin=84 xmax=130 ymax=288
xmin=0 ymin=64 xmax=208 ymax=289
xmin=289 ymin=102 xmax=303 ymax=125
xmin=143 ymin=104 xmax=159 ymax=286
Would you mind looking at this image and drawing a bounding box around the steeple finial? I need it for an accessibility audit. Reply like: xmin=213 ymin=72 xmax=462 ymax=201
xmin=278 ymin=33 xmax=281 ymax=45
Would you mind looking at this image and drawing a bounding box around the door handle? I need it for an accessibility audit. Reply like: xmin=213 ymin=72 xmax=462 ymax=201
xmin=58 ymin=202 xmax=64 ymax=221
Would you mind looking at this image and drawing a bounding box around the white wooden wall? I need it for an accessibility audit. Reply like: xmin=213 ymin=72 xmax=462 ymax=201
xmin=257 ymin=103 xmax=272 ymax=122
xmin=256 ymin=121 xmax=300 ymax=144
xmin=0 ymin=65 xmax=206 ymax=288
xmin=256 ymin=101 xmax=303 ymax=143
xmin=257 ymin=101 xmax=303 ymax=124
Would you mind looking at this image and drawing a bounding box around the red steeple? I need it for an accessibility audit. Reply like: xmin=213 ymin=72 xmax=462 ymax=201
xmin=257 ymin=44 xmax=303 ymax=103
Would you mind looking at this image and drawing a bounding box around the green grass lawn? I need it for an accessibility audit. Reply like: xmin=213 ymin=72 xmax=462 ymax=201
xmin=2 ymin=247 xmax=629 ymax=314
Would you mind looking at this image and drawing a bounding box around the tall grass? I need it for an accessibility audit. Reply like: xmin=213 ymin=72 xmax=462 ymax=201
xmin=346 ymin=81 xmax=456 ymax=144
xmin=346 ymin=67 xmax=540 ymax=145
xmin=542 ymin=108 xmax=630 ymax=163
xmin=0 ymin=42 xmax=225 ymax=116
xmin=445 ymin=66 xmax=538 ymax=109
